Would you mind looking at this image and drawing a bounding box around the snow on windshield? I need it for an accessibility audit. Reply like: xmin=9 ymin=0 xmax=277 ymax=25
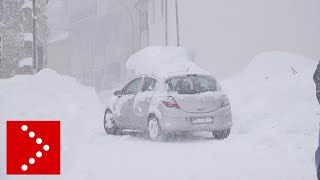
xmin=126 ymin=46 xmax=210 ymax=77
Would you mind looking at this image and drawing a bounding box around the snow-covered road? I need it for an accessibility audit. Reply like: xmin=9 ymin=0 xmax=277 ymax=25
xmin=68 ymin=131 xmax=315 ymax=180
xmin=0 ymin=52 xmax=318 ymax=180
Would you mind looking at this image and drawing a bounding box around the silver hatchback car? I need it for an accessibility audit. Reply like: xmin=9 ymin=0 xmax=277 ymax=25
xmin=104 ymin=73 xmax=232 ymax=141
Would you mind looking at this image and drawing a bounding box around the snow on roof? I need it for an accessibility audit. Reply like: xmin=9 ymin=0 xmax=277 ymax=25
xmin=19 ymin=57 xmax=33 ymax=67
xmin=22 ymin=0 xmax=32 ymax=9
xmin=23 ymin=33 xmax=33 ymax=42
xmin=126 ymin=46 xmax=210 ymax=78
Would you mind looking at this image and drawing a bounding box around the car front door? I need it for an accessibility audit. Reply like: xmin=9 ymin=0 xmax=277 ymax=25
xmin=132 ymin=77 xmax=158 ymax=130
xmin=115 ymin=77 xmax=142 ymax=129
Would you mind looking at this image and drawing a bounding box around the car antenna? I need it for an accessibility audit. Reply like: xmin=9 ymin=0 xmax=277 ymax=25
xmin=187 ymin=54 xmax=195 ymax=73
xmin=187 ymin=61 xmax=191 ymax=72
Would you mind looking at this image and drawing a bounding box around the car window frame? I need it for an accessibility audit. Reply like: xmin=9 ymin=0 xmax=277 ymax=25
xmin=140 ymin=76 xmax=158 ymax=92
xmin=122 ymin=77 xmax=143 ymax=95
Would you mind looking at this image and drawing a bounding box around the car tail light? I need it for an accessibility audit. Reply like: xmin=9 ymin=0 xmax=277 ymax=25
xmin=221 ymin=98 xmax=230 ymax=108
xmin=162 ymin=97 xmax=180 ymax=109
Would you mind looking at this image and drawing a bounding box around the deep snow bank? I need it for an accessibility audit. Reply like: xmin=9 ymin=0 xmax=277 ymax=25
xmin=126 ymin=46 xmax=209 ymax=77
xmin=0 ymin=69 xmax=104 ymax=179
xmin=223 ymin=51 xmax=318 ymax=136
xmin=0 ymin=69 xmax=102 ymax=122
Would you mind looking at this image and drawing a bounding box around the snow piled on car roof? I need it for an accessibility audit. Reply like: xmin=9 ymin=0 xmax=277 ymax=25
xmin=126 ymin=46 xmax=210 ymax=78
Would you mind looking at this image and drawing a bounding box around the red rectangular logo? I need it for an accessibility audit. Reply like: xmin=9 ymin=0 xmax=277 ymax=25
xmin=7 ymin=121 xmax=61 ymax=175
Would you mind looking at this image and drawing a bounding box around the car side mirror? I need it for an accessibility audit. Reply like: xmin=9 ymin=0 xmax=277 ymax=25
xmin=114 ymin=90 xmax=122 ymax=97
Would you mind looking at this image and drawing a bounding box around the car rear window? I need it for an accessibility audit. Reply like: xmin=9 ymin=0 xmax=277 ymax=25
xmin=166 ymin=75 xmax=218 ymax=94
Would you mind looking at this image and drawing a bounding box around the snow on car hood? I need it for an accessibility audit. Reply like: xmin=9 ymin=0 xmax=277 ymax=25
xmin=126 ymin=46 xmax=210 ymax=78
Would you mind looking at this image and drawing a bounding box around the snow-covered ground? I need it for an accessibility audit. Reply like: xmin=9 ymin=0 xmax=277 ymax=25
xmin=0 ymin=52 xmax=319 ymax=179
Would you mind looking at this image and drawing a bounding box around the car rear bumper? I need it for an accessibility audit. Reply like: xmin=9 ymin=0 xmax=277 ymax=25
xmin=158 ymin=106 xmax=232 ymax=133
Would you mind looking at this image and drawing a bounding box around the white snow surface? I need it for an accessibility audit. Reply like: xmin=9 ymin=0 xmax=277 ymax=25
xmin=0 ymin=52 xmax=319 ymax=180
xmin=22 ymin=0 xmax=32 ymax=9
xmin=19 ymin=57 xmax=33 ymax=67
xmin=127 ymin=46 xmax=210 ymax=78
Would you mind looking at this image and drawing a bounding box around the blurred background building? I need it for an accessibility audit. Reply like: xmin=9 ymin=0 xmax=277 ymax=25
xmin=48 ymin=0 xmax=147 ymax=90
xmin=47 ymin=0 xmax=320 ymax=91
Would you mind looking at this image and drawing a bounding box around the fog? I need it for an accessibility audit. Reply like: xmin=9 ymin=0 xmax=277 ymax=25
xmin=178 ymin=0 xmax=320 ymax=78
xmin=47 ymin=0 xmax=320 ymax=87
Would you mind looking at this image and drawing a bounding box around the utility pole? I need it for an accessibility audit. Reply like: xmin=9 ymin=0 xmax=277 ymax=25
xmin=146 ymin=0 xmax=149 ymax=46
xmin=118 ymin=0 xmax=135 ymax=54
xmin=175 ymin=0 xmax=180 ymax=47
xmin=165 ymin=0 xmax=168 ymax=46
xmin=32 ymin=0 xmax=37 ymax=71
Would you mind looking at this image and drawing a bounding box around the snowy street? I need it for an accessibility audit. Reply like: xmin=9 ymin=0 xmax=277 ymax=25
xmin=1 ymin=0 xmax=319 ymax=179
xmin=0 ymin=52 xmax=318 ymax=180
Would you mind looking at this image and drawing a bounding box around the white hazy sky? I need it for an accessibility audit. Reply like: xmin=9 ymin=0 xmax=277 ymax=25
xmin=178 ymin=0 xmax=320 ymax=78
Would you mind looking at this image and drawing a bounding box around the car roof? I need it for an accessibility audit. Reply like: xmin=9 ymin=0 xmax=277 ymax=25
xmin=137 ymin=72 xmax=215 ymax=81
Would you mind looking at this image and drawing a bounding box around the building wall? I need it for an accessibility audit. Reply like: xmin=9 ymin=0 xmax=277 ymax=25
xmin=47 ymin=0 xmax=142 ymax=90
xmin=0 ymin=0 xmax=48 ymax=78
xmin=47 ymin=38 xmax=70 ymax=75
xmin=0 ymin=0 xmax=24 ymax=78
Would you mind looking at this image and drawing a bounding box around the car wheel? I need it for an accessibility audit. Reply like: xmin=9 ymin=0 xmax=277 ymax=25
xmin=148 ymin=117 xmax=164 ymax=141
xmin=212 ymin=129 xmax=231 ymax=140
xmin=104 ymin=109 xmax=119 ymax=135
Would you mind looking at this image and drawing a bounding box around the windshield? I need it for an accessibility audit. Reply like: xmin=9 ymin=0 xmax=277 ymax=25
xmin=166 ymin=75 xmax=218 ymax=94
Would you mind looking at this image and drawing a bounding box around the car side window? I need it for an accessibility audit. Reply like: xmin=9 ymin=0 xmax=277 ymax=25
xmin=141 ymin=77 xmax=157 ymax=92
xmin=123 ymin=78 xmax=142 ymax=95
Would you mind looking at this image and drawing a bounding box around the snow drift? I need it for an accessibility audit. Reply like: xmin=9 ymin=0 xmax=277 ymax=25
xmin=0 ymin=69 xmax=104 ymax=179
xmin=223 ymin=51 xmax=318 ymax=136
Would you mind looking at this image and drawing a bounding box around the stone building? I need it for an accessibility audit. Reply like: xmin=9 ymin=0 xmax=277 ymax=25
xmin=0 ymin=0 xmax=48 ymax=79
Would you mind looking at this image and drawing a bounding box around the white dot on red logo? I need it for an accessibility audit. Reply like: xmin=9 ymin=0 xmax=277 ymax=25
xmin=36 ymin=151 xmax=42 ymax=158
xmin=21 ymin=125 xmax=28 ymax=131
xmin=36 ymin=138 xmax=42 ymax=144
xmin=29 ymin=158 xmax=35 ymax=165
xmin=29 ymin=131 xmax=35 ymax=138
xmin=21 ymin=164 xmax=28 ymax=171
xmin=43 ymin=144 xmax=50 ymax=151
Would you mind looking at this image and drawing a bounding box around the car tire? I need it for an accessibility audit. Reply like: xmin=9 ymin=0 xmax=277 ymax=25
xmin=148 ymin=117 xmax=165 ymax=141
xmin=212 ymin=129 xmax=231 ymax=140
xmin=104 ymin=109 xmax=119 ymax=135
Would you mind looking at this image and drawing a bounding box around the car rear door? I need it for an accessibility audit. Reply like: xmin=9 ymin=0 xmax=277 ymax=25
xmin=115 ymin=77 xmax=142 ymax=128
xmin=132 ymin=76 xmax=158 ymax=130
